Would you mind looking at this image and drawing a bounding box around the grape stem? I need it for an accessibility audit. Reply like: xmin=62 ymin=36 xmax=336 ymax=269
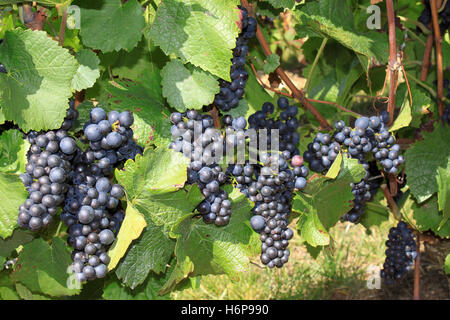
xmin=430 ymin=0 xmax=444 ymax=118
xmin=240 ymin=0 xmax=332 ymax=130
xmin=386 ymin=0 xmax=399 ymax=127
xmin=249 ymin=61 xmax=362 ymax=117
xmin=23 ymin=5 xmax=46 ymax=31
xmin=58 ymin=7 xmax=68 ymax=47
xmin=420 ymin=35 xmax=433 ymax=82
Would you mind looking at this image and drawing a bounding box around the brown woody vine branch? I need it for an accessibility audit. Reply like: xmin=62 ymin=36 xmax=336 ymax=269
xmin=241 ymin=0 xmax=332 ymax=130
xmin=386 ymin=0 xmax=399 ymax=127
xmin=430 ymin=0 xmax=444 ymax=118
xmin=420 ymin=35 xmax=433 ymax=81
xmin=58 ymin=7 xmax=68 ymax=47
xmin=24 ymin=6 xmax=46 ymax=31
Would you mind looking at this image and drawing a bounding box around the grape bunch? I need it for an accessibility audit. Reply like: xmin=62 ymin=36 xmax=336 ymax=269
xmin=380 ymin=221 xmax=417 ymax=285
xmin=0 ymin=63 xmax=6 ymax=73
xmin=242 ymin=153 xmax=306 ymax=268
xmin=18 ymin=104 xmax=79 ymax=231
xmin=82 ymin=108 xmax=143 ymax=166
xmin=169 ymin=110 xmax=232 ymax=226
xmin=61 ymin=107 xmax=141 ymax=282
xmin=247 ymin=97 xmax=301 ymax=157
xmin=417 ymin=0 xmax=450 ymax=35
xmin=223 ymin=98 xmax=308 ymax=268
xmin=62 ymin=176 xmax=125 ymax=282
xmin=304 ymin=112 xmax=404 ymax=223
xmin=213 ymin=7 xmax=256 ymax=111
xmin=305 ymin=113 xmax=404 ymax=175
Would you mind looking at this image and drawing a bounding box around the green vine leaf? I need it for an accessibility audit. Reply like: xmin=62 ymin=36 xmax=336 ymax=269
xmin=71 ymin=49 xmax=100 ymax=91
xmin=150 ymin=0 xmax=240 ymax=80
xmin=161 ymin=59 xmax=219 ymax=112
xmin=77 ymin=0 xmax=145 ymax=52
xmin=405 ymin=125 xmax=450 ymax=203
xmin=113 ymin=148 xmax=202 ymax=289
xmin=11 ymin=238 xmax=80 ymax=297
xmin=0 ymin=172 xmax=28 ymax=239
xmin=0 ymin=29 xmax=78 ymax=131
xmin=0 ymin=130 xmax=29 ymax=174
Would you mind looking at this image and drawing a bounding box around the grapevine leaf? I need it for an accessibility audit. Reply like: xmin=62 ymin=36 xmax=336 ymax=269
xmin=405 ymin=124 xmax=450 ymax=203
xmin=0 ymin=172 xmax=28 ymax=239
xmin=402 ymin=193 xmax=450 ymax=238
xmin=107 ymin=202 xmax=147 ymax=271
xmin=262 ymin=54 xmax=280 ymax=74
xmin=160 ymin=191 xmax=259 ymax=293
xmin=436 ymin=166 xmax=449 ymax=227
xmin=0 ymin=229 xmax=34 ymax=269
xmin=325 ymin=151 xmax=342 ymax=179
xmin=100 ymin=38 xmax=167 ymax=81
xmin=103 ymin=273 xmax=171 ymax=300
xmin=359 ymin=190 xmax=389 ymax=229
xmin=390 ymin=83 xmax=412 ymax=132
xmin=70 ymin=49 xmax=100 ymax=91
xmin=409 ymin=87 xmax=431 ymax=128
xmin=295 ymin=195 xmax=330 ymax=247
xmin=296 ymin=156 xmax=366 ymax=230
xmin=15 ymin=283 xmax=51 ymax=300
xmin=150 ymin=0 xmax=240 ymax=80
xmin=105 ymin=71 xmax=171 ymax=148
xmin=161 ymin=59 xmax=219 ymax=112
xmin=0 ymin=129 xmax=29 ymax=174
xmin=267 ymin=0 xmax=295 ymax=9
xmin=11 ymin=238 xmax=80 ymax=297
xmin=0 ymin=273 xmax=19 ymax=300
xmin=71 ymin=100 xmax=93 ymax=133
xmin=293 ymin=0 xmax=389 ymax=67
xmin=77 ymin=0 xmax=145 ymax=52
xmin=113 ymin=148 xmax=202 ymax=288
xmin=0 ymin=29 xmax=78 ymax=131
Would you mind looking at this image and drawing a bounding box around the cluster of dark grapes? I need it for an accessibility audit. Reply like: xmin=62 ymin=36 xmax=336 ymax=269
xmin=18 ymin=105 xmax=142 ymax=283
xmin=304 ymin=112 xmax=404 ymax=223
xmin=169 ymin=110 xmax=232 ymax=226
xmin=18 ymin=103 xmax=79 ymax=231
xmin=380 ymin=221 xmax=417 ymax=285
xmin=0 ymin=63 xmax=6 ymax=73
xmin=247 ymin=97 xmax=301 ymax=156
xmin=168 ymin=97 xmax=308 ymax=268
xmin=224 ymin=98 xmax=308 ymax=268
xmin=61 ymin=108 xmax=141 ymax=282
xmin=213 ymin=7 xmax=256 ymax=111
xmin=238 ymin=153 xmax=307 ymax=268
xmin=417 ymin=0 xmax=450 ymax=35
xmin=305 ymin=113 xmax=404 ymax=175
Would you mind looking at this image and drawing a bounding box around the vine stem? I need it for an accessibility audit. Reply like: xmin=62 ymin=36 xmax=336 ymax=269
xmin=24 ymin=6 xmax=46 ymax=31
xmin=240 ymin=0 xmax=332 ymax=130
xmin=413 ymin=231 xmax=421 ymax=300
xmin=386 ymin=0 xmax=399 ymax=127
xmin=307 ymin=99 xmax=362 ymax=117
xmin=249 ymin=62 xmax=363 ymax=117
xmin=380 ymin=184 xmax=400 ymax=220
xmin=58 ymin=7 xmax=68 ymax=47
xmin=305 ymin=37 xmax=328 ymax=92
xmin=430 ymin=0 xmax=444 ymax=118
xmin=420 ymin=35 xmax=434 ymax=82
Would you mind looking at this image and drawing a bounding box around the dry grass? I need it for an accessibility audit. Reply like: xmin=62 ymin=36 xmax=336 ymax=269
xmin=172 ymin=220 xmax=395 ymax=300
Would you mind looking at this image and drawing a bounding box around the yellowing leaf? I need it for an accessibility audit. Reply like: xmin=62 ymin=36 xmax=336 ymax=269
xmin=108 ymin=203 xmax=147 ymax=271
